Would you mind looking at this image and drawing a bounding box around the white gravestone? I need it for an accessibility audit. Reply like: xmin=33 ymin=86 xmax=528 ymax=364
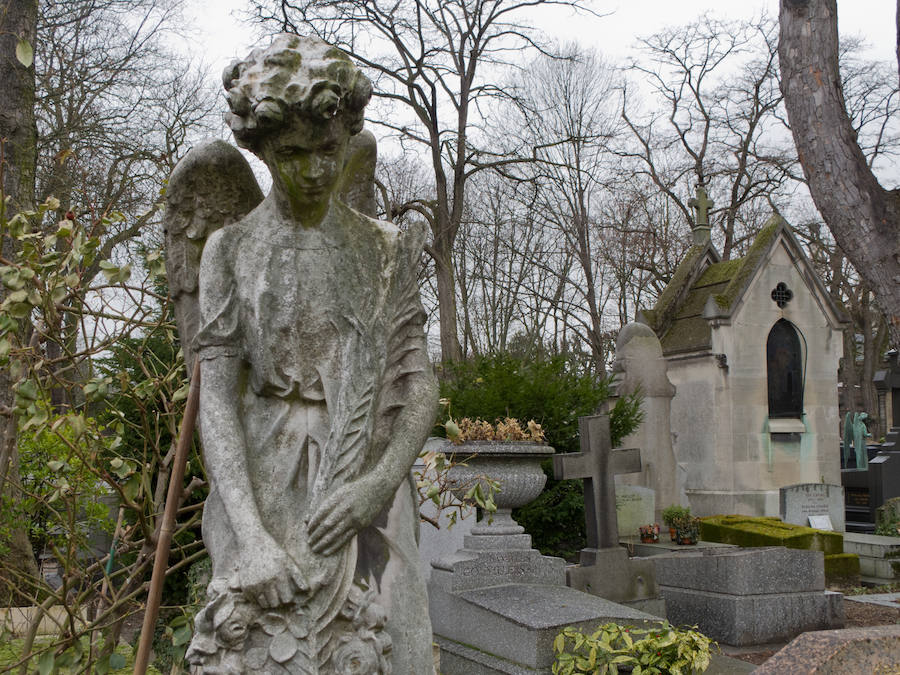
xmin=615 ymin=485 xmax=656 ymax=538
xmin=779 ymin=483 xmax=845 ymax=532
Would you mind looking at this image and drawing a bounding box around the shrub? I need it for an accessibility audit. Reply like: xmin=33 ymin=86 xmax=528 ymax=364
xmin=552 ymin=622 xmax=715 ymax=675
xmin=439 ymin=353 xmax=643 ymax=559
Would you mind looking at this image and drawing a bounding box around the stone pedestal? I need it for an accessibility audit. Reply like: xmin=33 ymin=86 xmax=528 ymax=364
xmin=565 ymin=547 xmax=665 ymax=617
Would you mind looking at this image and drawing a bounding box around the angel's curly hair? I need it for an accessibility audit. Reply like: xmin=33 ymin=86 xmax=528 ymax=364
xmin=223 ymin=34 xmax=372 ymax=153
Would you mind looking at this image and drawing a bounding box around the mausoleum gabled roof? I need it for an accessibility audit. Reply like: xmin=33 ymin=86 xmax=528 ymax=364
xmin=638 ymin=214 xmax=849 ymax=356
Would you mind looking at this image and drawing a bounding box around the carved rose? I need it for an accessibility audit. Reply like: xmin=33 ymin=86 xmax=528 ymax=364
xmin=212 ymin=596 xmax=256 ymax=650
xmin=333 ymin=636 xmax=379 ymax=674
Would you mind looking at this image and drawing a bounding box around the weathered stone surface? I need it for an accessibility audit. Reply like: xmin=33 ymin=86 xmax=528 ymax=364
xmin=754 ymin=625 xmax=900 ymax=674
xmin=780 ymin=482 xmax=845 ymax=532
xmin=649 ymin=547 xmax=844 ymax=646
xmin=552 ymin=414 xmax=665 ymax=613
xmin=430 ymin=575 xmax=657 ymax=672
xmin=652 ymin=546 xmax=825 ymax=594
xmin=171 ymin=34 xmax=436 ymax=674
xmin=612 ymin=322 xmax=679 ymax=522
xmin=429 ymin=440 xmax=662 ymax=675
xmin=844 ymin=532 xmax=900 ymax=583
xmin=659 ymin=586 xmax=843 ymax=647
xmin=565 ymin=547 xmax=665 ymax=617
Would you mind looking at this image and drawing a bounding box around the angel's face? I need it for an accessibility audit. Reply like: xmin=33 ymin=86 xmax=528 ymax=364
xmin=261 ymin=124 xmax=347 ymax=219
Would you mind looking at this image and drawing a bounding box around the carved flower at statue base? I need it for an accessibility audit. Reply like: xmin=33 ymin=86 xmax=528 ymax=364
xmin=187 ymin=577 xmax=392 ymax=674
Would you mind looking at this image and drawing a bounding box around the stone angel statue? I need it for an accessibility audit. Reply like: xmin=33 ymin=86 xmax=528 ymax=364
xmin=165 ymin=34 xmax=437 ymax=674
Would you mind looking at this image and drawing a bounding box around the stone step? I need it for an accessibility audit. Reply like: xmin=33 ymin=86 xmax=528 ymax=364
xmin=859 ymin=557 xmax=900 ymax=581
xmin=844 ymin=532 xmax=900 ymax=558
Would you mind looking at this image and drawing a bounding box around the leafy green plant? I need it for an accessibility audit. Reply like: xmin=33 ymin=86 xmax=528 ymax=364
xmin=0 ymin=199 xmax=206 ymax=671
xmin=552 ymin=622 xmax=716 ymax=675
xmin=874 ymin=516 xmax=900 ymax=537
xmin=661 ymin=505 xmax=691 ymax=528
xmin=674 ymin=516 xmax=701 ymax=545
xmin=415 ymin=444 xmax=500 ymax=530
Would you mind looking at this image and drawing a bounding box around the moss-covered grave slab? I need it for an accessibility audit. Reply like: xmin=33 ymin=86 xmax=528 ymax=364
xmin=700 ymin=515 xmax=843 ymax=554
xmin=700 ymin=515 xmax=859 ymax=586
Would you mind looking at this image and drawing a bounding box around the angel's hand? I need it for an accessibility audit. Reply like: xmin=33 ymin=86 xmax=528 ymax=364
xmin=238 ymin=537 xmax=308 ymax=608
xmin=306 ymin=482 xmax=375 ymax=556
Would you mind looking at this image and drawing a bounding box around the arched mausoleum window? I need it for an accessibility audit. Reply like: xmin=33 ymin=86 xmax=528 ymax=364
xmin=767 ymin=319 xmax=805 ymax=419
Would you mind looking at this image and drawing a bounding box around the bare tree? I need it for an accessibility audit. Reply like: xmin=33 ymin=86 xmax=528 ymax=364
xmin=249 ymin=0 xmax=597 ymax=362
xmin=621 ymin=12 xmax=795 ymax=260
xmin=501 ymin=44 xmax=624 ymax=371
xmin=780 ymin=0 xmax=900 ymax=348
xmin=36 ymin=0 xmax=217 ymax=233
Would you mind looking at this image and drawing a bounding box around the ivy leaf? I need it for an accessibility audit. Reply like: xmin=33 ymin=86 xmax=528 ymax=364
xmin=15 ymin=39 xmax=33 ymax=68
xmin=171 ymin=381 xmax=190 ymax=403
xmin=37 ymin=651 xmax=54 ymax=675
xmin=123 ymin=473 xmax=140 ymax=501
xmin=109 ymin=652 xmax=127 ymax=669
xmin=172 ymin=624 xmax=192 ymax=646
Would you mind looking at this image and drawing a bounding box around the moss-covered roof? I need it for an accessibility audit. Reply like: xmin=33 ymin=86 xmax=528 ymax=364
xmin=651 ymin=215 xmax=786 ymax=356
xmin=643 ymin=243 xmax=718 ymax=335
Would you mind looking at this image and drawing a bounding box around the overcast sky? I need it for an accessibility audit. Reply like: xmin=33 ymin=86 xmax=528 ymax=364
xmin=183 ymin=0 xmax=896 ymax=79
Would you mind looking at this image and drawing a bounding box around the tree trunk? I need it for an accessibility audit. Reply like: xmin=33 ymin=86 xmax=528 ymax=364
xmin=779 ymin=0 xmax=900 ymax=348
xmin=0 ymin=0 xmax=40 ymax=605
xmin=432 ymin=232 xmax=463 ymax=363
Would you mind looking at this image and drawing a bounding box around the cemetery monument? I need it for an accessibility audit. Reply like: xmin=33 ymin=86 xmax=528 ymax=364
xmin=639 ymin=184 xmax=849 ymax=516
xmin=611 ymin=321 xmax=680 ymax=525
xmin=165 ymin=34 xmax=436 ymax=673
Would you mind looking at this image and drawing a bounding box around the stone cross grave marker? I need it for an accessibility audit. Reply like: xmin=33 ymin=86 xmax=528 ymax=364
xmin=553 ymin=414 xmax=641 ymax=560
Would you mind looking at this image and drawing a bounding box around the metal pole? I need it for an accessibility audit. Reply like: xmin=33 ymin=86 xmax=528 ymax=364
xmin=133 ymin=359 xmax=201 ymax=675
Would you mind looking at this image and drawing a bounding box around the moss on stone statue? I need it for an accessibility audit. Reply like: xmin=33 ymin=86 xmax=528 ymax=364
xmin=660 ymin=316 xmax=713 ymax=354
xmin=701 ymin=515 xmax=858 ymax=585
xmin=700 ymin=515 xmax=843 ymax=555
xmin=695 ymin=258 xmax=743 ymax=287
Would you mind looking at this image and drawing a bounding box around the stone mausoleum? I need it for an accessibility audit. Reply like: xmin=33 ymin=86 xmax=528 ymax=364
xmin=639 ymin=186 xmax=849 ymax=516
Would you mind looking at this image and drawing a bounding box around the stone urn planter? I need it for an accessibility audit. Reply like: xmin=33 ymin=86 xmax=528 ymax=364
xmin=446 ymin=441 xmax=554 ymax=537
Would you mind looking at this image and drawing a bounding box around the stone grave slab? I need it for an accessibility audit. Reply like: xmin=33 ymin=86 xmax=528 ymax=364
xmin=429 ymin=532 xmax=662 ymax=674
xmin=843 ymin=531 xmax=900 ymax=584
xmin=615 ymin=484 xmax=656 ymax=539
xmin=780 ymin=482 xmax=845 ymax=532
xmin=649 ymin=547 xmax=844 ymax=646
xmin=428 ymin=429 xmax=665 ymax=675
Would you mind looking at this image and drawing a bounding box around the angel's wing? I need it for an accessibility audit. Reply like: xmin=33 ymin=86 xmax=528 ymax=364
xmin=164 ymin=131 xmax=378 ymax=376
xmin=339 ymin=129 xmax=378 ymax=218
xmin=164 ymin=140 xmax=263 ymax=375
